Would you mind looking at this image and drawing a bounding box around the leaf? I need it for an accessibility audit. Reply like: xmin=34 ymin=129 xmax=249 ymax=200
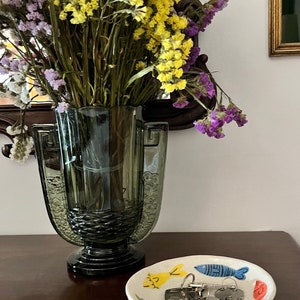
xmin=126 ymin=65 xmax=154 ymax=88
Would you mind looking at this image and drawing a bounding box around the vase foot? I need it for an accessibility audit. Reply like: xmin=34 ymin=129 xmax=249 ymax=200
xmin=67 ymin=243 xmax=145 ymax=277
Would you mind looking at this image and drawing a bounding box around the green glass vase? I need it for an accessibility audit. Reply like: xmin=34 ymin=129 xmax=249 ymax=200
xmin=32 ymin=106 xmax=168 ymax=277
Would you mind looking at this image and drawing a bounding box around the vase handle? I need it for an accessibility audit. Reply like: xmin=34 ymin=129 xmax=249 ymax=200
xmin=32 ymin=124 xmax=84 ymax=246
xmin=129 ymin=122 xmax=168 ymax=244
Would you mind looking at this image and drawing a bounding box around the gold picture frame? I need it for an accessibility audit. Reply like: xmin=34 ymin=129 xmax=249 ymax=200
xmin=269 ymin=0 xmax=300 ymax=56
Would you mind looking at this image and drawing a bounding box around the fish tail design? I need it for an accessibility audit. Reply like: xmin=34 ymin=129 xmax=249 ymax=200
xmin=169 ymin=264 xmax=188 ymax=277
xmin=234 ymin=267 xmax=249 ymax=280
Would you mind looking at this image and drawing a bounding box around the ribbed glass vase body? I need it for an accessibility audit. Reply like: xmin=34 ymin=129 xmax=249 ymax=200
xmin=32 ymin=106 xmax=168 ymax=276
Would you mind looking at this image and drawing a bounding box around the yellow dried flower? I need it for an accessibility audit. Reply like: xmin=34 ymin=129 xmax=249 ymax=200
xmin=129 ymin=0 xmax=144 ymax=6
xmin=181 ymin=39 xmax=194 ymax=58
xmin=173 ymin=68 xmax=183 ymax=78
xmin=167 ymin=14 xmax=188 ymax=30
xmin=161 ymin=83 xmax=175 ymax=93
xmin=156 ymin=24 xmax=170 ymax=39
xmin=136 ymin=61 xmax=147 ymax=70
xmin=59 ymin=0 xmax=99 ymax=24
xmin=161 ymin=39 xmax=173 ymax=51
xmin=146 ymin=38 xmax=159 ymax=52
xmin=157 ymin=72 xmax=173 ymax=82
xmin=174 ymin=79 xmax=186 ymax=90
xmin=172 ymin=32 xmax=185 ymax=43
xmin=156 ymin=63 xmax=171 ymax=72
xmin=59 ymin=11 xmax=67 ymax=20
xmin=133 ymin=28 xmax=145 ymax=40
xmin=159 ymin=50 xmax=175 ymax=60
xmin=134 ymin=6 xmax=148 ymax=22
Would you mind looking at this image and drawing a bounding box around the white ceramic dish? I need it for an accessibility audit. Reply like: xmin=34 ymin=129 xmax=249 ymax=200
xmin=125 ymin=255 xmax=276 ymax=300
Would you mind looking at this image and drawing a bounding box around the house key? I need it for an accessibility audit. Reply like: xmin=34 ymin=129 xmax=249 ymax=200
xmin=165 ymin=287 xmax=206 ymax=300
xmin=165 ymin=273 xmax=208 ymax=300
xmin=214 ymin=287 xmax=244 ymax=300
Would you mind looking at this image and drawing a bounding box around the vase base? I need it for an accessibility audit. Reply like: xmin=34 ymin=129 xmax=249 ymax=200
xmin=67 ymin=244 xmax=145 ymax=277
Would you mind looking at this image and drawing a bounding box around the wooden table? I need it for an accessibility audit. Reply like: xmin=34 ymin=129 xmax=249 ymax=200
xmin=0 ymin=232 xmax=299 ymax=299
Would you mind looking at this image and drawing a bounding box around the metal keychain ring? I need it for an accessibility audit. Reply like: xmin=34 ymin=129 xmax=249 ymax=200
xmin=180 ymin=273 xmax=196 ymax=289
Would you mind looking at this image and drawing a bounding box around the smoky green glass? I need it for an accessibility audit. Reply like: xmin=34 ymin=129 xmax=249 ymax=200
xmin=32 ymin=106 xmax=168 ymax=277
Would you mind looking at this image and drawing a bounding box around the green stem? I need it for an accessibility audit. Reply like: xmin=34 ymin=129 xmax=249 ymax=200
xmin=48 ymin=2 xmax=83 ymax=107
xmin=184 ymin=86 xmax=211 ymax=111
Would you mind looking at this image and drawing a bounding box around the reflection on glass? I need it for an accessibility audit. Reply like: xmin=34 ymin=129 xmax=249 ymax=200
xmin=282 ymin=0 xmax=300 ymax=43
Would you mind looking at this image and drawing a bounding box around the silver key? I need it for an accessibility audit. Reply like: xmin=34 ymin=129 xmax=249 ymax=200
xmin=165 ymin=287 xmax=208 ymax=300
xmin=214 ymin=287 xmax=244 ymax=300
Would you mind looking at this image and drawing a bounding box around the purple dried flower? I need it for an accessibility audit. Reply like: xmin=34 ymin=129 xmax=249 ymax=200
xmin=223 ymin=104 xmax=248 ymax=127
xmin=199 ymin=0 xmax=229 ymax=32
xmin=194 ymin=116 xmax=225 ymax=138
xmin=215 ymin=0 xmax=229 ymax=10
xmin=18 ymin=20 xmax=35 ymax=32
xmin=234 ymin=112 xmax=248 ymax=127
xmin=17 ymin=0 xmax=51 ymax=36
xmin=10 ymin=59 xmax=27 ymax=72
xmin=193 ymin=102 xmax=247 ymax=139
xmin=173 ymin=99 xmax=189 ymax=109
xmin=0 ymin=66 xmax=8 ymax=74
xmin=209 ymin=110 xmax=225 ymax=129
xmin=37 ymin=21 xmax=52 ymax=35
xmin=223 ymin=105 xmax=237 ymax=123
xmin=193 ymin=121 xmax=207 ymax=134
xmin=44 ymin=68 xmax=66 ymax=91
xmin=207 ymin=126 xmax=225 ymax=138
xmin=199 ymin=72 xmax=208 ymax=83
xmin=185 ymin=19 xmax=199 ymax=37
xmin=27 ymin=11 xmax=44 ymax=22
xmin=183 ymin=47 xmax=200 ymax=72
xmin=196 ymin=72 xmax=216 ymax=99
xmin=56 ymin=102 xmax=70 ymax=113
xmin=206 ymin=84 xmax=215 ymax=98
xmin=26 ymin=0 xmax=47 ymax=15
xmin=0 ymin=56 xmax=11 ymax=67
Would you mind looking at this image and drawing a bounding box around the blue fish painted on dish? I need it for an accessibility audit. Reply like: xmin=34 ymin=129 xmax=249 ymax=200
xmin=194 ymin=264 xmax=249 ymax=280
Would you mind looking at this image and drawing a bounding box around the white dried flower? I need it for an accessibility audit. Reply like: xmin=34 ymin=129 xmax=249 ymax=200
xmin=20 ymin=85 xmax=31 ymax=104
xmin=9 ymin=134 xmax=34 ymax=163
xmin=6 ymin=124 xmax=28 ymax=135
xmin=6 ymin=73 xmax=24 ymax=94
xmin=11 ymin=96 xmax=28 ymax=109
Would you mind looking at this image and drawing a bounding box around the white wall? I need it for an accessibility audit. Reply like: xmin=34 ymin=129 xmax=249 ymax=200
xmin=156 ymin=0 xmax=300 ymax=243
xmin=0 ymin=135 xmax=54 ymax=234
xmin=1 ymin=0 xmax=300 ymax=245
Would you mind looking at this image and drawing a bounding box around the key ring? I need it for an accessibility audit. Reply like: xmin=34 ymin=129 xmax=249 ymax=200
xmin=165 ymin=273 xmax=207 ymax=300
xmin=215 ymin=277 xmax=244 ymax=300
xmin=181 ymin=273 xmax=196 ymax=289
xmin=165 ymin=273 xmax=245 ymax=300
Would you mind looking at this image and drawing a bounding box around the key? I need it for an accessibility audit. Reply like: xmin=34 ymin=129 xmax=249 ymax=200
xmin=165 ymin=287 xmax=193 ymax=300
xmin=165 ymin=287 xmax=208 ymax=300
xmin=215 ymin=287 xmax=244 ymax=300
